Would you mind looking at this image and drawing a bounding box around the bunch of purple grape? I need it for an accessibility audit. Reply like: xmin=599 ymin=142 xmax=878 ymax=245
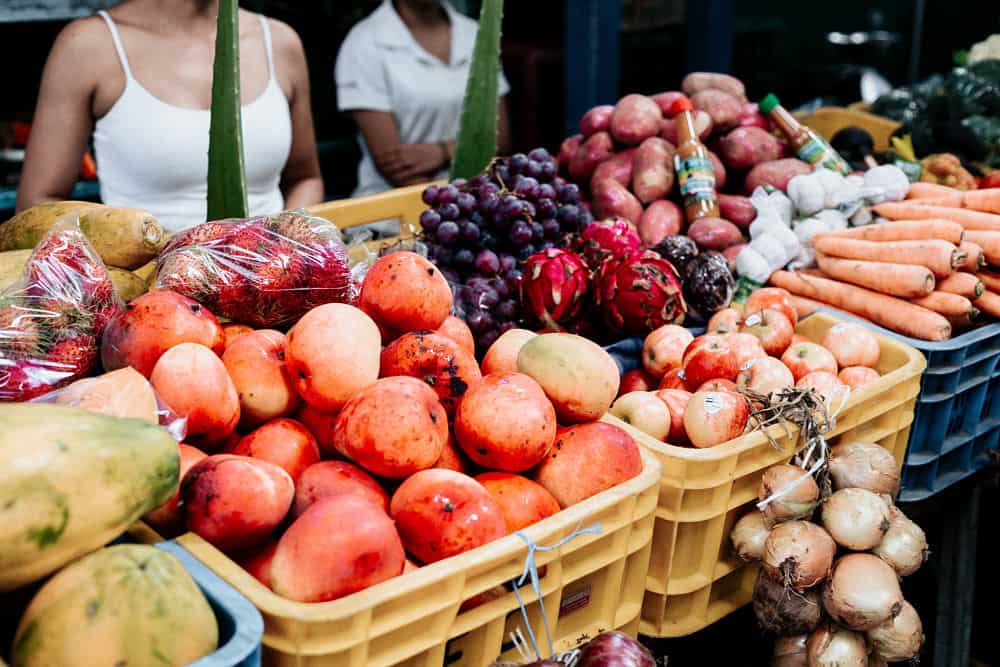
xmin=419 ymin=148 xmax=593 ymax=352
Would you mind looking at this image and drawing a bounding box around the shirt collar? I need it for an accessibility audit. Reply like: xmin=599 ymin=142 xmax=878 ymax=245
xmin=371 ymin=0 xmax=474 ymax=66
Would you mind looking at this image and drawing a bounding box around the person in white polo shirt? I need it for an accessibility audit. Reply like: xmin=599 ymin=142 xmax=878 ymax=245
xmin=335 ymin=0 xmax=512 ymax=203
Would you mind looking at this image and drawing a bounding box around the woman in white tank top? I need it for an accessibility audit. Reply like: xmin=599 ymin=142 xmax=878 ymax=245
xmin=15 ymin=0 xmax=323 ymax=232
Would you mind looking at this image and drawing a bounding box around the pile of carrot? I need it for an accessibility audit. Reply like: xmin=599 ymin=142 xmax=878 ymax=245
xmin=768 ymin=183 xmax=1000 ymax=341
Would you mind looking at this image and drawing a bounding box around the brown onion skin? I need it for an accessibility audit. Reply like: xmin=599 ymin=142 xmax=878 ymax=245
xmin=822 ymin=554 xmax=903 ymax=631
xmin=577 ymin=631 xmax=656 ymax=667
xmin=828 ymin=441 xmax=900 ymax=497
xmin=866 ymin=600 xmax=923 ymax=662
xmin=873 ymin=506 xmax=928 ymax=577
xmin=753 ymin=571 xmax=823 ymax=635
xmin=806 ymin=623 xmax=869 ymax=667
xmin=771 ymin=634 xmax=808 ymax=667
xmin=758 ymin=464 xmax=820 ymax=525
xmin=731 ymin=509 xmax=770 ymax=561
xmin=763 ymin=521 xmax=836 ymax=590
xmin=820 ymin=488 xmax=890 ymax=551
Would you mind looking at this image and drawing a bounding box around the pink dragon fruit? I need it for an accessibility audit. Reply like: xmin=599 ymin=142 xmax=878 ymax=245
xmin=575 ymin=218 xmax=641 ymax=271
xmin=595 ymin=251 xmax=687 ymax=336
xmin=521 ymin=248 xmax=590 ymax=330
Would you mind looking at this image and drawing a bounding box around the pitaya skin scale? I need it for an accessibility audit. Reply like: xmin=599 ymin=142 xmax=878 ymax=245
xmin=521 ymin=248 xmax=590 ymax=331
xmin=595 ymin=251 xmax=687 ymax=336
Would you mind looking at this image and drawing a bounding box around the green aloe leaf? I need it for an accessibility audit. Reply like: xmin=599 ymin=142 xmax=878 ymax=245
xmin=450 ymin=0 xmax=503 ymax=180
xmin=206 ymin=0 xmax=248 ymax=220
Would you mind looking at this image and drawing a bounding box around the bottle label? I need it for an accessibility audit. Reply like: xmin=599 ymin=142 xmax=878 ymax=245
xmin=674 ymin=155 xmax=717 ymax=206
xmin=797 ymin=135 xmax=851 ymax=176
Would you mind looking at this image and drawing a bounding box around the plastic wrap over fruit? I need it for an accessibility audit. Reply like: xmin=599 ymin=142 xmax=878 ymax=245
xmin=155 ymin=210 xmax=355 ymax=327
xmin=0 ymin=214 xmax=124 ymax=401
xmin=30 ymin=367 xmax=188 ymax=441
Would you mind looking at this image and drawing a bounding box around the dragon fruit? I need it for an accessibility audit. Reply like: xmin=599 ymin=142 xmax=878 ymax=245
xmin=521 ymin=248 xmax=590 ymax=330
xmin=575 ymin=218 xmax=641 ymax=270
xmin=595 ymin=251 xmax=686 ymax=336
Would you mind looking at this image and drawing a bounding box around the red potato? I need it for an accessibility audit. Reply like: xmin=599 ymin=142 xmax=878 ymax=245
xmin=557 ymin=134 xmax=584 ymax=171
xmin=651 ymin=91 xmax=686 ymax=116
xmin=481 ymin=328 xmax=537 ymax=375
xmin=235 ymin=540 xmax=278 ymax=589
xmin=231 ymin=418 xmax=321 ymax=483
xmin=475 ymin=472 xmax=561 ymax=533
xmin=222 ymin=329 xmax=299 ymax=429
xmin=333 ymin=376 xmax=448 ymax=478
xmin=286 ymin=303 xmax=381 ymax=412
xmin=718 ymin=194 xmax=757 ymax=228
xmin=638 ymin=200 xmax=684 ymax=248
xmin=591 ymin=148 xmax=637 ymax=190
xmin=632 ymin=137 xmax=676 ymax=204
xmin=592 ymin=178 xmax=643 ymax=225
xmin=580 ymin=104 xmax=615 ymax=137
xmin=222 ymin=323 xmax=254 ymax=351
xmin=380 ymin=330 xmax=482 ymax=415
xmin=533 ymin=422 xmax=643 ymax=507
xmin=436 ymin=315 xmax=475 ymax=356
xmin=150 ymin=342 xmax=240 ymax=446
xmin=744 ymin=158 xmax=812 ymax=194
xmin=722 ymin=243 xmax=746 ymax=271
xmin=569 ymin=131 xmax=615 ymax=183
xmin=687 ymin=217 xmax=744 ymax=251
xmin=691 ymin=89 xmax=742 ymax=131
xmin=100 ymin=289 xmax=225 ymax=378
xmin=610 ymin=94 xmax=663 ymax=146
xmin=144 ymin=443 xmax=208 ymax=534
xmin=182 ymin=454 xmax=294 ymax=552
xmin=359 ymin=251 xmax=452 ymax=337
xmin=682 ymin=72 xmax=747 ymax=102
xmin=294 ymin=403 xmax=338 ymax=457
xmin=708 ymin=150 xmax=728 ymax=189
xmin=660 ymin=110 xmax=713 ymax=144
xmin=271 ymin=495 xmax=406 ymax=602
xmin=454 ymin=372 xmax=557 ymax=472
xmin=390 ymin=469 xmax=507 ymax=563
xmin=718 ymin=127 xmax=784 ymax=171
xmin=738 ymin=102 xmax=770 ymax=130
xmin=291 ymin=460 xmax=389 ymax=519
xmin=619 ymin=368 xmax=660 ymax=395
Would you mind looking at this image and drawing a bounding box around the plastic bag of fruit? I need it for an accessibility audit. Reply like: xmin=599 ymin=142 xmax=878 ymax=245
xmin=0 ymin=214 xmax=124 ymax=401
xmin=154 ymin=209 xmax=355 ymax=327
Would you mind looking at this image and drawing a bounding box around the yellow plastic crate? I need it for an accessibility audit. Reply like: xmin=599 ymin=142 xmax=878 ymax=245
xmin=601 ymin=311 xmax=925 ymax=638
xmin=130 ymin=447 xmax=662 ymax=666
xmin=799 ymin=106 xmax=902 ymax=153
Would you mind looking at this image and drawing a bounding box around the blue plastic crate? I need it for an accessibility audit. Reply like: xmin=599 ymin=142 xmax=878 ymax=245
xmin=605 ymin=308 xmax=1000 ymax=502
xmin=155 ymin=540 xmax=264 ymax=667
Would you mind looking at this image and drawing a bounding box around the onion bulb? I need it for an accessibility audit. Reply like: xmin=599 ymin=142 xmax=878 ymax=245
xmin=753 ymin=571 xmax=822 ymax=635
xmin=872 ymin=505 xmax=928 ymax=577
xmin=866 ymin=600 xmax=923 ymax=662
xmin=731 ymin=510 xmax=770 ymax=561
xmin=763 ymin=521 xmax=836 ymax=590
xmin=806 ymin=623 xmax=869 ymax=667
xmin=757 ymin=464 xmax=820 ymax=525
xmin=868 ymin=656 xmax=888 ymax=667
xmin=822 ymin=554 xmax=903 ymax=631
xmin=820 ymin=488 xmax=890 ymax=551
xmin=828 ymin=441 xmax=900 ymax=496
xmin=770 ymin=634 xmax=808 ymax=667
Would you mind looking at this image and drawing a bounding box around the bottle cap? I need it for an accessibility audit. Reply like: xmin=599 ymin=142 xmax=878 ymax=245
xmin=758 ymin=93 xmax=781 ymax=114
xmin=669 ymin=96 xmax=693 ymax=116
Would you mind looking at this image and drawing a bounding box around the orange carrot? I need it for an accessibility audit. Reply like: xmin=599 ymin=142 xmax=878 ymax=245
xmin=812 ymin=236 xmax=964 ymax=278
xmin=958 ymin=241 xmax=985 ymax=271
xmin=912 ymin=292 xmax=979 ymax=320
xmin=814 ymin=252 xmax=935 ymax=298
xmin=978 ymin=269 xmax=1000 ymax=294
xmin=873 ymin=202 xmax=1000 ymax=232
xmin=913 ymin=196 xmax=963 ymax=208
xmin=768 ymin=271 xmax=952 ymax=341
xmin=974 ymin=291 xmax=1000 ymax=319
xmin=961 ymin=231 xmax=1000 ymax=266
xmin=961 ymin=188 xmax=1000 ymax=215
xmin=788 ymin=294 xmax=825 ymax=319
xmin=936 ymin=272 xmax=984 ymax=300
xmin=819 ymin=219 xmax=964 ymax=244
xmin=907 ymin=182 xmax=962 ymax=199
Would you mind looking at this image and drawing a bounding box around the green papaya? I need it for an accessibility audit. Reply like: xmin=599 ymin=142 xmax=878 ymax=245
xmin=12 ymin=544 xmax=217 ymax=667
xmin=0 ymin=403 xmax=179 ymax=591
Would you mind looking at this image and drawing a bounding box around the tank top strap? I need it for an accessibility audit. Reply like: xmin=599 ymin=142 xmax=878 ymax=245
xmin=257 ymin=15 xmax=276 ymax=82
xmin=97 ymin=10 xmax=134 ymax=81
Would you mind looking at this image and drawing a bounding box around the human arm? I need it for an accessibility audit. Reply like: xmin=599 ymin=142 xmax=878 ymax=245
xmin=16 ymin=20 xmax=101 ymax=211
xmin=350 ymin=110 xmax=450 ymax=187
xmin=271 ymin=20 xmax=323 ymax=209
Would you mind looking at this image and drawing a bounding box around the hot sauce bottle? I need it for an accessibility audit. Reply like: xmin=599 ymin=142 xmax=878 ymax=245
xmin=759 ymin=93 xmax=850 ymax=175
xmin=669 ymin=96 xmax=720 ymax=224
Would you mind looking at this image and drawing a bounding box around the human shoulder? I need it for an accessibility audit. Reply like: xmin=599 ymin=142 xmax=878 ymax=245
xmin=46 ymin=15 xmax=119 ymax=86
xmin=262 ymin=15 xmax=305 ymax=59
